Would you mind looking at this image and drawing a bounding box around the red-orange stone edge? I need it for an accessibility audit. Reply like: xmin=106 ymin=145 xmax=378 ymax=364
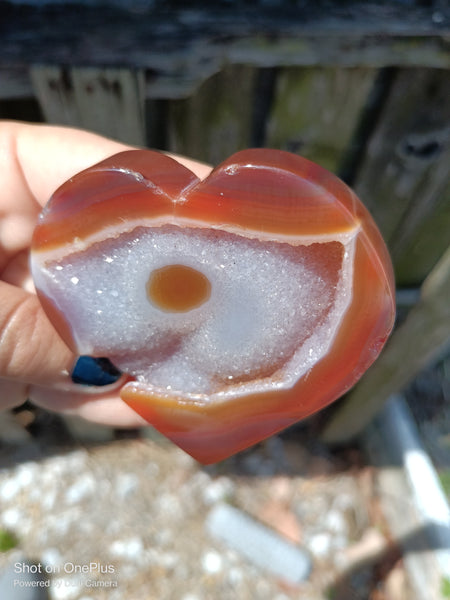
xmin=32 ymin=149 xmax=395 ymax=464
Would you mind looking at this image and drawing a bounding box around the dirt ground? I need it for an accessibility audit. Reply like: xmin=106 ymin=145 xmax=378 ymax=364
xmin=0 ymin=400 xmax=420 ymax=600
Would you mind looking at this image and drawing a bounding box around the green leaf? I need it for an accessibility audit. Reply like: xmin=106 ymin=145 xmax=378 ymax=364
xmin=438 ymin=470 xmax=450 ymax=498
xmin=0 ymin=529 xmax=18 ymax=552
xmin=441 ymin=576 xmax=450 ymax=598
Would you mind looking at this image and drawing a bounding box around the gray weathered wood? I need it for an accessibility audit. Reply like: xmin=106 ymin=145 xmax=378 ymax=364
xmin=353 ymin=68 xmax=450 ymax=286
xmin=1 ymin=3 xmax=449 ymax=103
xmin=30 ymin=66 xmax=80 ymax=126
xmin=71 ymin=68 xmax=146 ymax=146
xmin=0 ymin=67 xmax=34 ymax=99
xmin=393 ymin=174 xmax=450 ymax=286
xmin=30 ymin=66 xmax=146 ymax=146
xmin=167 ymin=65 xmax=257 ymax=165
xmin=265 ymin=66 xmax=377 ymax=173
xmin=321 ymin=246 xmax=450 ymax=445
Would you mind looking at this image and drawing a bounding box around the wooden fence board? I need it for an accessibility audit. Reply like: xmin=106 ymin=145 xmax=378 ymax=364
xmin=265 ymin=66 xmax=377 ymax=173
xmin=3 ymin=3 xmax=449 ymax=88
xmin=70 ymin=68 xmax=146 ymax=146
xmin=0 ymin=67 xmax=33 ymax=99
xmin=167 ymin=65 xmax=257 ymax=165
xmin=393 ymin=185 xmax=450 ymax=285
xmin=321 ymin=246 xmax=450 ymax=444
xmin=30 ymin=66 xmax=80 ymax=127
xmin=30 ymin=66 xmax=146 ymax=146
xmin=353 ymin=67 xmax=450 ymax=286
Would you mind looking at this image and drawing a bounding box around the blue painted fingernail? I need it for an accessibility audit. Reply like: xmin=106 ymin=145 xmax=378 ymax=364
xmin=71 ymin=356 xmax=122 ymax=386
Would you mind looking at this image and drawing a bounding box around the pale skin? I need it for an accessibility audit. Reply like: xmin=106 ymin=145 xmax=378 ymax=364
xmin=0 ymin=120 xmax=212 ymax=426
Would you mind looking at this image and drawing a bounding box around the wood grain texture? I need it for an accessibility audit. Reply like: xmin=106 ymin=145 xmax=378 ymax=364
xmin=167 ymin=65 xmax=257 ymax=164
xmin=31 ymin=66 xmax=146 ymax=146
xmin=1 ymin=2 xmax=449 ymax=101
xmin=352 ymin=68 xmax=450 ymax=286
xmin=321 ymin=246 xmax=450 ymax=444
xmin=265 ymin=67 xmax=377 ymax=173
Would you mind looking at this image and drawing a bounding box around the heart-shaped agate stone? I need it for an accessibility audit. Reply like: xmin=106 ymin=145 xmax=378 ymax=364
xmin=31 ymin=149 xmax=395 ymax=463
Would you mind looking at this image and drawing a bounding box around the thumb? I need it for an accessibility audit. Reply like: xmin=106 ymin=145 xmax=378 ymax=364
xmin=0 ymin=280 xmax=75 ymax=386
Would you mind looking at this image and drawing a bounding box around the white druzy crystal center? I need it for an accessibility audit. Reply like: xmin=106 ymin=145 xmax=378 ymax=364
xmin=36 ymin=225 xmax=353 ymax=398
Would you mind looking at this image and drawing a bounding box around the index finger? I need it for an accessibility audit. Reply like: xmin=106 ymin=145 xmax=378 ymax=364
xmin=1 ymin=120 xmax=212 ymax=208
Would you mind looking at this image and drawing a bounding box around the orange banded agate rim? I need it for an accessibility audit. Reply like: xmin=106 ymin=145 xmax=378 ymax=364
xmin=31 ymin=149 xmax=395 ymax=463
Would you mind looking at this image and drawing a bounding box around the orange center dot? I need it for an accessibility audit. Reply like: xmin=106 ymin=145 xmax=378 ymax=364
xmin=147 ymin=264 xmax=212 ymax=313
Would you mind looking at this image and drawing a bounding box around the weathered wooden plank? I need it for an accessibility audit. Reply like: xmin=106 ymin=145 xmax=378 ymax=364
xmin=0 ymin=67 xmax=33 ymax=99
xmin=388 ymin=90 xmax=450 ymax=285
xmin=70 ymin=68 xmax=146 ymax=146
xmin=352 ymin=67 xmax=450 ymax=286
xmin=30 ymin=66 xmax=146 ymax=146
xmin=393 ymin=186 xmax=450 ymax=285
xmin=320 ymin=246 xmax=450 ymax=445
xmin=265 ymin=66 xmax=377 ymax=173
xmin=167 ymin=65 xmax=257 ymax=165
xmin=30 ymin=66 xmax=80 ymax=126
xmin=2 ymin=4 xmax=449 ymax=103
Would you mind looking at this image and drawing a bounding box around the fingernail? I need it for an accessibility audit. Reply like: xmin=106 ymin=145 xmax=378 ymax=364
xmin=71 ymin=356 xmax=122 ymax=386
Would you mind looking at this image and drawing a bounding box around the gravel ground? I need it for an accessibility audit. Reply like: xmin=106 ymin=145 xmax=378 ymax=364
xmin=0 ymin=407 xmax=413 ymax=600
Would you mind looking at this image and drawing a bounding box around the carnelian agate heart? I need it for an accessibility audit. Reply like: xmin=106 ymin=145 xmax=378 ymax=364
xmin=31 ymin=149 xmax=395 ymax=463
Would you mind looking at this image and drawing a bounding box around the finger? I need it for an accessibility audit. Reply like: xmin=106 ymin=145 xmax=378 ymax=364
xmin=0 ymin=122 xmax=130 ymax=267
xmin=0 ymin=120 xmax=212 ymax=270
xmin=29 ymin=385 xmax=148 ymax=427
xmin=1 ymin=120 xmax=212 ymax=210
xmin=0 ymin=379 xmax=29 ymax=410
xmin=10 ymin=122 xmax=133 ymax=205
xmin=0 ymin=280 xmax=75 ymax=386
xmin=165 ymin=151 xmax=212 ymax=180
xmin=2 ymin=249 xmax=34 ymax=290
xmin=0 ymin=376 xmax=148 ymax=428
xmin=0 ymin=286 xmax=146 ymax=425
